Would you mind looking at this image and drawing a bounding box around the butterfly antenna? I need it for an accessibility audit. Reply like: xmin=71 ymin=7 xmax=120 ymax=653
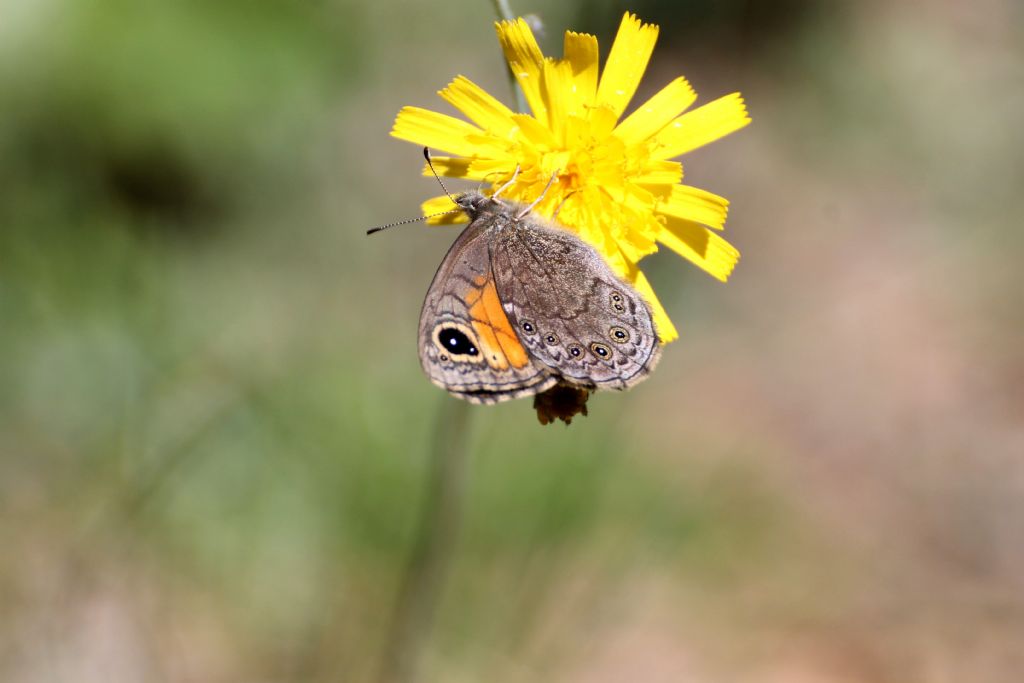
xmin=367 ymin=148 xmax=466 ymax=235
xmin=423 ymin=147 xmax=459 ymax=205
xmin=517 ymin=169 xmax=560 ymax=219
xmin=366 ymin=209 xmax=460 ymax=235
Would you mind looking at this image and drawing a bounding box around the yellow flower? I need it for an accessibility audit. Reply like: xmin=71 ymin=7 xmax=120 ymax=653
xmin=391 ymin=12 xmax=749 ymax=343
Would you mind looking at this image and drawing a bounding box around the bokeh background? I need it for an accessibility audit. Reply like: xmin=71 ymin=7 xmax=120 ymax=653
xmin=3 ymin=0 xmax=1023 ymax=681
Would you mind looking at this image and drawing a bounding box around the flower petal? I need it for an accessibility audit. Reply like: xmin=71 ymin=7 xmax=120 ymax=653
xmin=464 ymin=133 xmax=515 ymax=158
xmin=469 ymin=157 xmax=517 ymax=184
xmin=439 ymin=76 xmax=517 ymax=136
xmin=563 ymin=31 xmax=599 ymax=108
xmin=564 ymin=187 xmax=612 ymax=255
xmin=420 ymin=156 xmax=482 ymax=179
xmin=495 ymin=18 xmax=548 ymax=122
xmin=595 ymin=13 xmax=659 ymax=119
xmin=655 ymin=185 xmax=729 ymax=230
xmin=650 ymin=92 xmax=751 ymax=159
xmin=588 ymin=104 xmax=619 ymax=138
xmin=562 ymin=113 xmax=591 ymax=151
xmin=632 ymin=160 xmax=682 ymax=185
xmin=541 ymin=59 xmax=574 ymax=143
xmin=511 ymin=113 xmax=556 ymax=149
xmin=615 ymin=221 xmax=657 ymax=263
xmin=392 ymin=106 xmax=485 ymax=157
xmin=658 ymin=216 xmax=740 ymax=282
xmin=614 ymin=77 xmax=697 ymax=145
xmin=422 ymin=194 xmax=466 ymax=224
xmin=630 ymin=267 xmax=678 ymax=343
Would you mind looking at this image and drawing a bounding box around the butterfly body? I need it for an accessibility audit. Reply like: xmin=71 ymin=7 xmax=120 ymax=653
xmin=419 ymin=192 xmax=661 ymax=404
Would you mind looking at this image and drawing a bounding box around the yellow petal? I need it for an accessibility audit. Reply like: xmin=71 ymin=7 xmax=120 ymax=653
xmin=565 ymin=187 xmax=613 ymax=257
xmin=563 ymin=31 xmax=599 ymax=107
xmin=632 ymin=160 xmax=682 ymax=185
xmin=420 ymin=156 xmax=483 ymax=180
xmin=617 ymin=181 xmax=656 ymax=212
xmin=588 ymin=104 xmax=619 ymax=138
xmin=657 ymin=216 xmax=740 ymax=282
xmin=541 ymin=59 xmax=574 ymax=143
xmin=422 ymin=194 xmax=466 ymax=225
xmin=594 ymin=12 xmax=659 ymax=119
xmin=495 ymin=18 xmax=548 ymax=123
xmin=562 ymin=113 xmax=590 ymax=150
xmin=614 ymin=77 xmax=696 ymax=145
xmin=655 ymin=185 xmax=729 ymax=230
xmin=600 ymin=238 xmax=629 ymax=275
xmin=630 ymin=268 xmax=678 ymax=344
xmin=462 ymin=133 xmax=516 ymax=159
xmin=438 ymin=76 xmax=517 ymax=136
xmin=615 ymin=225 xmax=655 ymax=263
xmin=392 ymin=106 xmax=484 ymax=157
xmin=650 ymin=92 xmax=751 ymax=159
xmin=510 ymin=113 xmax=556 ymax=149
xmin=468 ymin=157 xmax=517 ymax=184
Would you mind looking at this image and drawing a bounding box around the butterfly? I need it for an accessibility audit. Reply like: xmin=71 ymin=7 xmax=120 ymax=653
xmin=419 ymin=187 xmax=661 ymax=405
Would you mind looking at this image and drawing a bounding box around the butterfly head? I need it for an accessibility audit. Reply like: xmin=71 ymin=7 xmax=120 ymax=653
xmin=455 ymin=191 xmax=504 ymax=221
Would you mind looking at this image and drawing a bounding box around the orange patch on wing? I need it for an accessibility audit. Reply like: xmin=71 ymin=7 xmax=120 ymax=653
xmin=468 ymin=277 xmax=530 ymax=370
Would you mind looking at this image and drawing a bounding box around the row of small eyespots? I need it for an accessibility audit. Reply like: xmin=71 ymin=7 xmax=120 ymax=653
xmin=520 ymin=320 xmax=631 ymax=359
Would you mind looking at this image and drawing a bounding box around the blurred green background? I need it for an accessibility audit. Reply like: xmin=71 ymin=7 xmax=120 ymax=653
xmin=2 ymin=0 xmax=1022 ymax=681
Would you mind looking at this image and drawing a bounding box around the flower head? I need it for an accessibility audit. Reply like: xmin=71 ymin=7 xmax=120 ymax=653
xmin=392 ymin=12 xmax=749 ymax=343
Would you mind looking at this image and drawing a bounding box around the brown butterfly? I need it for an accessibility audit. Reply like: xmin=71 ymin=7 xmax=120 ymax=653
xmin=418 ymin=181 xmax=661 ymax=406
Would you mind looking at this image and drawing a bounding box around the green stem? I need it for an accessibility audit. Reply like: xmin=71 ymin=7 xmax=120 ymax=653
xmin=377 ymin=3 xmax=531 ymax=678
xmin=490 ymin=0 xmax=515 ymax=21
xmin=377 ymin=397 xmax=473 ymax=683
xmin=490 ymin=0 xmax=529 ymax=113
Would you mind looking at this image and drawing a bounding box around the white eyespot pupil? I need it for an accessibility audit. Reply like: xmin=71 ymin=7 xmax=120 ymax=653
xmin=438 ymin=328 xmax=478 ymax=356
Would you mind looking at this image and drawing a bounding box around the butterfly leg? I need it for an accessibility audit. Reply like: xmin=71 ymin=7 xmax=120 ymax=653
xmin=516 ymin=170 xmax=560 ymax=219
xmin=487 ymin=164 xmax=520 ymax=198
xmin=552 ymin=189 xmax=578 ymax=221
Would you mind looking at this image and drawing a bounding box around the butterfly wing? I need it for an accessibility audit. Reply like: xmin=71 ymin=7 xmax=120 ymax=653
xmin=491 ymin=216 xmax=661 ymax=390
xmin=418 ymin=220 xmax=558 ymax=404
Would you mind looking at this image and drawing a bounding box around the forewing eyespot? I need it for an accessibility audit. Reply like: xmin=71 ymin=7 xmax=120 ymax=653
xmin=433 ymin=324 xmax=480 ymax=359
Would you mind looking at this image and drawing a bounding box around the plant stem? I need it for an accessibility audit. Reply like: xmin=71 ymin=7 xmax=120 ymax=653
xmin=490 ymin=0 xmax=529 ymax=113
xmin=377 ymin=3 xmax=530 ymax=677
xmin=377 ymin=397 xmax=473 ymax=683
